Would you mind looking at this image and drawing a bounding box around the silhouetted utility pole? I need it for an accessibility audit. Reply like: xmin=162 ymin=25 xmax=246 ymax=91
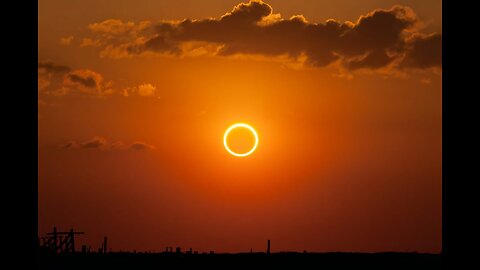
xmin=52 ymin=227 xmax=57 ymax=252
xmin=103 ymin=237 xmax=107 ymax=254
xmin=267 ymin=240 xmax=270 ymax=254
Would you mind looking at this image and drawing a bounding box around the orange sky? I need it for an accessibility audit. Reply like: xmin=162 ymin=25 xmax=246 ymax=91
xmin=38 ymin=0 xmax=442 ymax=253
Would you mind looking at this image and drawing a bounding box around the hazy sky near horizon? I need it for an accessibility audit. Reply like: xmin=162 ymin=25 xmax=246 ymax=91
xmin=38 ymin=0 xmax=441 ymax=253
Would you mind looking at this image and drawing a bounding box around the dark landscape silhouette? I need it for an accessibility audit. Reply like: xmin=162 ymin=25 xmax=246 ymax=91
xmin=38 ymin=227 xmax=442 ymax=269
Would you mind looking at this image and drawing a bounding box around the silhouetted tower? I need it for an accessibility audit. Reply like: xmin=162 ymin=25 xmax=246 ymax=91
xmin=41 ymin=227 xmax=84 ymax=253
xmin=267 ymin=240 xmax=270 ymax=254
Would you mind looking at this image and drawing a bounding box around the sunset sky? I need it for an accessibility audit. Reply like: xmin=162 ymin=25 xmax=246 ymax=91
xmin=38 ymin=0 xmax=442 ymax=253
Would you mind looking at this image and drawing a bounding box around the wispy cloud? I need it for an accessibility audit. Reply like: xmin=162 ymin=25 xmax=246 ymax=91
xmin=59 ymin=35 xmax=74 ymax=46
xmin=38 ymin=61 xmax=157 ymax=98
xmin=61 ymin=136 xmax=156 ymax=151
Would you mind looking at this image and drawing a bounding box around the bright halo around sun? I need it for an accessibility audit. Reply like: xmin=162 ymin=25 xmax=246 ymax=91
xmin=223 ymin=123 xmax=259 ymax=157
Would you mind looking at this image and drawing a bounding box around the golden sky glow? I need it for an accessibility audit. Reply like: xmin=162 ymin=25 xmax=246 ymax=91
xmin=39 ymin=0 xmax=442 ymax=253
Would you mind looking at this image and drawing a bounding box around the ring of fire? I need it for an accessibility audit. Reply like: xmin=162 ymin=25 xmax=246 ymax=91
xmin=223 ymin=123 xmax=258 ymax=157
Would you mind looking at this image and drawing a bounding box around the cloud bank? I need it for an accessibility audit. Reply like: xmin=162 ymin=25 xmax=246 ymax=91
xmin=80 ymin=0 xmax=441 ymax=72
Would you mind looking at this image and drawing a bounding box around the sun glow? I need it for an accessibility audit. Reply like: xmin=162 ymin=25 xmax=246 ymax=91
xmin=223 ymin=123 xmax=258 ymax=157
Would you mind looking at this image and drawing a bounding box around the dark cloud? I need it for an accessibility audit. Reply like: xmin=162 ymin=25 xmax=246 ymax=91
xmin=347 ymin=50 xmax=396 ymax=70
xmin=338 ymin=6 xmax=416 ymax=56
xmin=80 ymin=136 xmax=107 ymax=149
xmin=83 ymin=0 xmax=441 ymax=72
xmin=130 ymin=142 xmax=156 ymax=150
xmin=68 ymin=73 xmax=97 ymax=88
xmin=62 ymin=141 xmax=79 ymax=149
xmin=400 ymin=33 xmax=442 ymax=69
xmin=38 ymin=60 xmax=71 ymax=74
xmin=64 ymin=69 xmax=106 ymax=92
